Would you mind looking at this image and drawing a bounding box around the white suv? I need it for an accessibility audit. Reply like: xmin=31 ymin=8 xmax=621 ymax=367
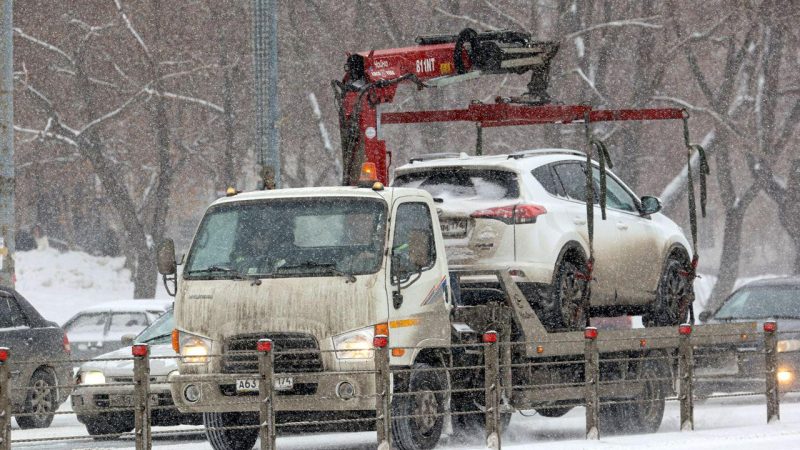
xmin=393 ymin=149 xmax=693 ymax=330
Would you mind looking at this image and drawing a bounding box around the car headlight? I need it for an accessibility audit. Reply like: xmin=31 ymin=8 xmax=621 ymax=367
xmin=333 ymin=326 xmax=374 ymax=360
xmin=777 ymin=339 xmax=800 ymax=353
xmin=79 ymin=370 xmax=105 ymax=385
xmin=180 ymin=332 xmax=211 ymax=363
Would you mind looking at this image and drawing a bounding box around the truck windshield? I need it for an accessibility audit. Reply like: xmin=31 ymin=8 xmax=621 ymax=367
xmin=714 ymin=285 xmax=800 ymax=320
xmin=184 ymin=198 xmax=387 ymax=279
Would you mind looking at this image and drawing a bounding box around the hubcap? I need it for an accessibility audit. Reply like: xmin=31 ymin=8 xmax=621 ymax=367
xmin=31 ymin=379 xmax=53 ymax=418
xmin=414 ymin=390 xmax=439 ymax=434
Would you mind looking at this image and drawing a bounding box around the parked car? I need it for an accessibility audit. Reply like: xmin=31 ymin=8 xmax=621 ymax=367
xmin=393 ymin=149 xmax=693 ymax=330
xmin=0 ymin=286 xmax=72 ymax=428
xmin=695 ymin=277 xmax=800 ymax=396
xmin=62 ymin=300 xmax=172 ymax=362
xmin=72 ymin=308 xmax=202 ymax=437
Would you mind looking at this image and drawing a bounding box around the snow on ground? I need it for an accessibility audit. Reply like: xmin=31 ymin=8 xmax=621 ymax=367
xmin=15 ymin=248 xmax=169 ymax=324
xmin=10 ymin=395 xmax=800 ymax=449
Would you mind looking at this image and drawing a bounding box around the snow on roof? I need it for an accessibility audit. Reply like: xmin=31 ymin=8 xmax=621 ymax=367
xmin=76 ymin=299 xmax=173 ymax=314
xmin=394 ymin=148 xmax=586 ymax=174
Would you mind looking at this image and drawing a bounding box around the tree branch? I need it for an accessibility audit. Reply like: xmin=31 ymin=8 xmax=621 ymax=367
xmin=565 ymin=16 xmax=662 ymax=40
xmin=13 ymin=27 xmax=75 ymax=66
xmin=113 ymin=0 xmax=152 ymax=60
xmin=432 ymin=6 xmax=500 ymax=31
xmin=651 ymin=95 xmax=742 ymax=137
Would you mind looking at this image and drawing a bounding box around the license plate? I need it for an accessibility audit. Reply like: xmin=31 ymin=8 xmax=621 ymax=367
xmin=236 ymin=377 xmax=293 ymax=393
xmin=440 ymin=219 xmax=468 ymax=238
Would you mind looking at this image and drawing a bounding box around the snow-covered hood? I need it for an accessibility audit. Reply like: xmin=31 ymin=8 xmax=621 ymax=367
xmin=78 ymin=343 xmax=178 ymax=378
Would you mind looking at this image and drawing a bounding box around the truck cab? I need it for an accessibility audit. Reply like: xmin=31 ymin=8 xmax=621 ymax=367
xmin=164 ymin=183 xmax=452 ymax=448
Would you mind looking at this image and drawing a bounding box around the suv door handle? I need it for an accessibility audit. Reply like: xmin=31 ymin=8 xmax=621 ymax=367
xmin=616 ymin=222 xmax=629 ymax=230
xmin=573 ymin=218 xmax=587 ymax=225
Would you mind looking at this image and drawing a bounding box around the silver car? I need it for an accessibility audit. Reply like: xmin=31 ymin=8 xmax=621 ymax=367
xmin=71 ymin=309 xmax=202 ymax=437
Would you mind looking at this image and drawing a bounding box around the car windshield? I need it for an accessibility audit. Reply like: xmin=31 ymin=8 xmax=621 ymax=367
xmin=394 ymin=169 xmax=519 ymax=201
xmin=714 ymin=285 xmax=800 ymax=320
xmin=64 ymin=313 xmax=107 ymax=341
xmin=136 ymin=309 xmax=174 ymax=345
xmin=184 ymin=197 xmax=387 ymax=279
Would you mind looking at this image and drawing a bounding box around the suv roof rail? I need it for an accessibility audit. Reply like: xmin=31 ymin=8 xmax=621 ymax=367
xmin=507 ymin=149 xmax=586 ymax=160
xmin=409 ymin=152 xmax=466 ymax=163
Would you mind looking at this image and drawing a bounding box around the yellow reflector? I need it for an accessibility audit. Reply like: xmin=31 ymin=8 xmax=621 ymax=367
xmin=392 ymin=348 xmax=405 ymax=357
xmin=536 ymin=345 xmax=544 ymax=354
xmin=374 ymin=322 xmax=389 ymax=337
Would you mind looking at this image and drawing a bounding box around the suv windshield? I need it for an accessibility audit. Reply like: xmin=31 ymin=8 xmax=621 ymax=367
xmin=715 ymin=285 xmax=800 ymax=320
xmin=184 ymin=198 xmax=387 ymax=279
xmin=136 ymin=309 xmax=174 ymax=345
xmin=394 ymin=169 xmax=519 ymax=201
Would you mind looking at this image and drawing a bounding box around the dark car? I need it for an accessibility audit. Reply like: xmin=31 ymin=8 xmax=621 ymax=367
xmin=0 ymin=286 xmax=73 ymax=428
xmin=696 ymin=277 xmax=800 ymax=396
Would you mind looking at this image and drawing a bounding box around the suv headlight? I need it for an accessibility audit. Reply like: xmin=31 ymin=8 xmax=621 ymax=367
xmin=180 ymin=332 xmax=212 ymax=363
xmin=333 ymin=326 xmax=374 ymax=360
xmin=777 ymin=339 xmax=800 ymax=353
xmin=79 ymin=370 xmax=105 ymax=385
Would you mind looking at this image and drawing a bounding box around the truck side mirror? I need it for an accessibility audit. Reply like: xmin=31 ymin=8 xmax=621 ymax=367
xmin=157 ymin=239 xmax=177 ymax=275
xmin=408 ymin=230 xmax=431 ymax=270
xmin=698 ymin=310 xmax=711 ymax=323
xmin=121 ymin=334 xmax=136 ymax=346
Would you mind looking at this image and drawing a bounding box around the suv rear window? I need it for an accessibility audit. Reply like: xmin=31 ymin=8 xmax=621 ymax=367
xmin=393 ymin=169 xmax=519 ymax=201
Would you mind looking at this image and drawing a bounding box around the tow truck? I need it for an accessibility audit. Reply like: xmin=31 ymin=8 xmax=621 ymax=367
xmin=158 ymin=29 xmax=756 ymax=450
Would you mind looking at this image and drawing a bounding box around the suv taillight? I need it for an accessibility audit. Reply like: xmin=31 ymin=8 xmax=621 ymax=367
xmin=63 ymin=334 xmax=71 ymax=354
xmin=471 ymin=204 xmax=546 ymax=224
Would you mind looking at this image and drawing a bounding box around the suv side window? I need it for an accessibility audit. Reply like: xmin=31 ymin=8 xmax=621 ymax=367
xmin=532 ymin=164 xmax=566 ymax=197
xmin=392 ymin=202 xmax=437 ymax=276
xmin=553 ymin=163 xmax=596 ymax=203
xmin=592 ymin=167 xmax=639 ymax=213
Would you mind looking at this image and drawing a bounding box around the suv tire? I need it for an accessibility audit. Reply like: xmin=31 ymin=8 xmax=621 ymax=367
xmin=15 ymin=369 xmax=56 ymax=429
xmin=644 ymin=255 xmax=692 ymax=327
xmin=540 ymin=256 xmax=588 ymax=331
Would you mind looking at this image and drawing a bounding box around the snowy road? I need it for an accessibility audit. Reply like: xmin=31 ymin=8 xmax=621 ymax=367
xmin=10 ymin=394 xmax=800 ymax=449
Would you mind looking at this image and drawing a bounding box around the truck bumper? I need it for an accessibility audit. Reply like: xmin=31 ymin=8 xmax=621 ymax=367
xmin=72 ymin=383 xmax=201 ymax=426
xmin=170 ymin=371 xmax=377 ymax=413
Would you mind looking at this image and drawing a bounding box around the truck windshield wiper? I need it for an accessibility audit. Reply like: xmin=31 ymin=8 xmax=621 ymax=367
xmin=278 ymin=261 xmax=356 ymax=283
xmin=186 ymin=266 xmax=262 ymax=285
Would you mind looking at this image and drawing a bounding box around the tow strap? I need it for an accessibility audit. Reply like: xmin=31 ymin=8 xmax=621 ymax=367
xmin=682 ymin=111 xmax=709 ymax=324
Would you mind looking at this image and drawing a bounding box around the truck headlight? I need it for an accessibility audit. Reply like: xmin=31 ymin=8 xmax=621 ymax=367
xmin=777 ymin=339 xmax=800 ymax=353
xmin=333 ymin=327 xmax=374 ymax=360
xmin=79 ymin=370 xmax=105 ymax=385
xmin=180 ymin=333 xmax=211 ymax=363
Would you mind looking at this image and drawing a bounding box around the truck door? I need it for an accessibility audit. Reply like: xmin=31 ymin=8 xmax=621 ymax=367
xmin=386 ymin=198 xmax=450 ymax=351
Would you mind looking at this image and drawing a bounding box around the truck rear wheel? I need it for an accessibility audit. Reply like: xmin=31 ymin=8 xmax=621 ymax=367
xmin=204 ymin=411 xmax=259 ymax=450
xmin=392 ymin=363 xmax=446 ymax=450
xmin=600 ymin=359 xmax=666 ymax=435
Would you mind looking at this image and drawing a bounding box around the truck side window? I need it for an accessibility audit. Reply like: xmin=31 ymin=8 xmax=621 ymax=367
xmin=393 ymin=202 xmax=436 ymax=275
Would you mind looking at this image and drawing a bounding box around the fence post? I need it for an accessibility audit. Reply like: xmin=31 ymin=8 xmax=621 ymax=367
xmin=0 ymin=348 xmax=10 ymax=450
xmin=584 ymin=327 xmax=599 ymax=440
xmin=483 ymin=331 xmax=501 ymax=450
xmin=373 ymin=334 xmax=391 ymax=450
xmin=132 ymin=344 xmax=151 ymax=450
xmin=258 ymin=339 xmax=276 ymax=450
xmin=764 ymin=321 xmax=780 ymax=423
xmin=678 ymin=324 xmax=694 ymax=431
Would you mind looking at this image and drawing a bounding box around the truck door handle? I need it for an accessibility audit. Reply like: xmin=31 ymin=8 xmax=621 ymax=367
xmin=616 ymin=222 xmax=629 ymax=230
xmin=573 ymin=218 xmax=587 ymax=225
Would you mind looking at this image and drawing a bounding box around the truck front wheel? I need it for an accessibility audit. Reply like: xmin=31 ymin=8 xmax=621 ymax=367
xmin=600 ymin=360 xmax=667 ymax=435
xmin=204 ymin=411 xmax=259 ymax=450
xmin=392 ymin=363 xmax=446 ymax=450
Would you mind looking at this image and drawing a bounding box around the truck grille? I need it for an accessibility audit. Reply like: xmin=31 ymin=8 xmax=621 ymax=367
xmin=221 ymin=333 xmax=324 ymax=374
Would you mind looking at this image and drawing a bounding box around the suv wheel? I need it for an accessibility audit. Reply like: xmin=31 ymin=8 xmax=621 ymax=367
xmin=541 ymin=257 xmax=588 ymax=331
xmin=15 ymin=369 xmax=56 ymax=429
xmin=644 ymin=256 xmax=691 ymax=327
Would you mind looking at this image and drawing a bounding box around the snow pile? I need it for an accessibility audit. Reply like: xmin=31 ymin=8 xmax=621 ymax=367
xmin=15 ymin=248 xmax=141 ymax=324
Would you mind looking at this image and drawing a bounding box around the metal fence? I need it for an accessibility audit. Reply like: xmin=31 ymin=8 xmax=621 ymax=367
xmin=0 ymin=321 xmax=795 ymax=450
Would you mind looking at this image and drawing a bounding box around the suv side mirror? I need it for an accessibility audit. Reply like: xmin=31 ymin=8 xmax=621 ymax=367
xmin=640 ymin=196 xmax=662 ymax=215
xmin=408 ymin=230 xmax=431 ymax=270
xmin=157 ymin=239 xmax=177 ymax=275
xmin=698 ymin=310 xmax=711 ymax=323
xmin=121 ymin=334 xmax=136 ymax=346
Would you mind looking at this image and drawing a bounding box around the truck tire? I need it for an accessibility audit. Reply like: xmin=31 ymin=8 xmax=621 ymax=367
xmin=451 ymin=396 xmax=512 ymax=439
xmin=85 ymin=413 xmax=134 ymax=440
xmin=534 ymin=406 xmax=572 ymax=417
xmin=204 ymin=411 xmax=259 ymax=450
xmin=392 ymin=363 xmax=446 ymax=450
xmin=644 ymin=256 xmax=691 ymax=327
xmin=540 ymin=257 xmax=587 ymax=331
xmin=599 ymin=359 xmax=667 ymax=435
xmin=15 ymin=369 xmax=56 ymax=429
